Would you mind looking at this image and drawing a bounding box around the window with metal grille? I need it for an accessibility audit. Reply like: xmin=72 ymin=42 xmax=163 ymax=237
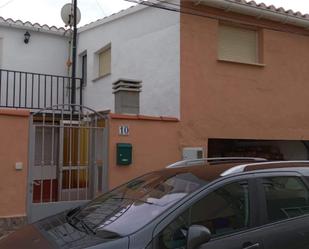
xmin=218 ymin=24 xmax=259 ymax=64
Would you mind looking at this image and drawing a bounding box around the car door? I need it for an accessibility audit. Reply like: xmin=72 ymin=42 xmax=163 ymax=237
xmin=256 ymin=172 xmax=309 ymax=249
xmin=152 ymin=177 xmax=264 ymax=249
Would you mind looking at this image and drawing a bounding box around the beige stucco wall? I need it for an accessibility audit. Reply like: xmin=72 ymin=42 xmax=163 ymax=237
xmin=0 ymin=109 xmax=29 ymax=218
xmin=108 ymin=114 xmax=181 ymax=188
xmin=180 ymin=2 xmax=309 ymax=148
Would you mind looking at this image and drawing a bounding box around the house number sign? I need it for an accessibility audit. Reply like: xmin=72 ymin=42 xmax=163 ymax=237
xmin=119 ymin=125 xmax=129 ymax=136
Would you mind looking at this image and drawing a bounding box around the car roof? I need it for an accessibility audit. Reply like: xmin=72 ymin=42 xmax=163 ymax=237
xmin=159 ymin=159 xmax=309 ymax=183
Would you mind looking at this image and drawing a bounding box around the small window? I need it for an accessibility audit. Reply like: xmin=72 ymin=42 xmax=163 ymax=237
xmin=262 ymin=176 xmax=309 ymax=223
xmin=81 ymin=53 xmax=87 ymax=86
xmin=98 ymin=46 xmax=111 ymax=77
xmin=218 ymin=24 xmax=259 ymax=64
xmin=154 ymin=181 xmax=250 ymax=249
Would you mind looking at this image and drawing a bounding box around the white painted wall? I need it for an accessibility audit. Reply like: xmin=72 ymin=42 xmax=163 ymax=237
xmin=78 ymin=5 xmax=180 ymax=117
xmin=0 ymin=26 xmax=71 ymax=108
xmin=0 ymin=26 xmax=69 ymax=76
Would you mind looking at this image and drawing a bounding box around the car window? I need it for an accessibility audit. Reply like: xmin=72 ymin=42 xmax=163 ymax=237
xmin=154 ymin=181 xmax=250 ymax=249
xmin=261 ymin=176 xmax=309 ymax=223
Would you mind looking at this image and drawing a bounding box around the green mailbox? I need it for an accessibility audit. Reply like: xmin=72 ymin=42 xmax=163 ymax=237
xmin=117 ymin=143 xmax=132 ymax=166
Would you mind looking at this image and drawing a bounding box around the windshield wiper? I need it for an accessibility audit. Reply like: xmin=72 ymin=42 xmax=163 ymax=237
xmin=96 ymin=229 xmax=121 ymax=239
xmin=66 ymin=211 xmax=96 ymax=235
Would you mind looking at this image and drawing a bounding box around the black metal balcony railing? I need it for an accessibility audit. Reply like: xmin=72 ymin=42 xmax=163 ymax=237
xmin=0 ymin=69 xmax=83 ymax=110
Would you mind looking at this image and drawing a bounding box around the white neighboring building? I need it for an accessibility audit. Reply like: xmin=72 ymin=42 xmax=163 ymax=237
xmin=0 ymin=19 xmax=81 ymax=109
xmin=77 ymin=4 xmax=180 ymax=118
xmin=0 ymin=18 xmax=69 ymax=76
xmin=0 ymin=3 xmax=180 ymax=115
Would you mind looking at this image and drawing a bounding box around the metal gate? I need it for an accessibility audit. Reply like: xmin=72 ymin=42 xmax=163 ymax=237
xmin=27 ymin=105 xmax=109 ymax=223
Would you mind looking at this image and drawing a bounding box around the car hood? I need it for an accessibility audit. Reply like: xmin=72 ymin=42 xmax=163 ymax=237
xmin=0 ymin=224 xmax=54 ymax=249
xmin=0 ymin=222 xmax=130 ymax=249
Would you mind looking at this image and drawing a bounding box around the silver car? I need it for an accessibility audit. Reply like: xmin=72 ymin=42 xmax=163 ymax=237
xmin=2 ymin=158 xmax=309 ymax=249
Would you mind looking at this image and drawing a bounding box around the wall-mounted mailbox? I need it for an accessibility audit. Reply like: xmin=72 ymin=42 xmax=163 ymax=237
xmin=117 ymin=143 xmax=132 ymax=166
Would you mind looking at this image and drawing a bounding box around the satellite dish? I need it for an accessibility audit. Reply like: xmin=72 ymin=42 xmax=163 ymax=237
xmin=61 ymin=3 xmax=81 ymax=27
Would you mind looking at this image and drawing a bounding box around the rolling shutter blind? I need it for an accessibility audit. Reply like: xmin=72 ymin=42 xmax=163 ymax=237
xmin=99 ymin=47 xmax=111 ymax=77
xmin=218 ymin=25 xmax=258 ymax=63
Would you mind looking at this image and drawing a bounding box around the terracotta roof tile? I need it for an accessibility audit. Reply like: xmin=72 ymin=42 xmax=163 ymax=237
xmin=234 ymin=0 xmax=309 ymax=19
xmin=0 ymin=16 xmax=68 ymax=35
xmin=1 ymin=0 xmax=308 ymax=35
xmin=85 ymin=0 xmax=309 ymax=30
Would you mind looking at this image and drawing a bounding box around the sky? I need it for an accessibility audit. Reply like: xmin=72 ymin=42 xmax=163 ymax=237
xmin=0 ymin=0 xmax=308 ymax=28
xmin=0 ymin=0 xmax=135 ymax=27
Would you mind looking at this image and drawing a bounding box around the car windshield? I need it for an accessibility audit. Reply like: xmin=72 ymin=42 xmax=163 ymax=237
xmin=70 ymin=169 xmax=208 ymax=237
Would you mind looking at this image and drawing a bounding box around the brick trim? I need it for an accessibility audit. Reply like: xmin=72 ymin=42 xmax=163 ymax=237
xmin=0 ymin=109 xmax=30 ymax=117
xmin=109 ymin=113 xmax=179 ymax=122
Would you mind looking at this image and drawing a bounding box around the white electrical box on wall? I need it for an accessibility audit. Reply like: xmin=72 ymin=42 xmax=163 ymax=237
xmin=15 ymin=162 xmax=23 ymax=171
xmin=182 ymin=147 xmax=204 ymax=160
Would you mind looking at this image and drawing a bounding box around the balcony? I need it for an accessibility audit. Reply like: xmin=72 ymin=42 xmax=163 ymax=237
xmin=0 ymin=69 xmax=83 ymax=111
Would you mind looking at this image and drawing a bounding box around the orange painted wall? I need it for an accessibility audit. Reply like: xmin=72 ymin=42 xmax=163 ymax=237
xmin=0 ymin=109 xmax=29 ymax=217
xmin=180 ymin=2 xmax=309 ymax=148
xmin=108 ymin=115 xmax=181 ymax=189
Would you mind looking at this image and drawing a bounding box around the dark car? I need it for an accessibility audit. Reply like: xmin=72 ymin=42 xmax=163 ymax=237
xmin=2 ymin=157 xmax=309 ymax=249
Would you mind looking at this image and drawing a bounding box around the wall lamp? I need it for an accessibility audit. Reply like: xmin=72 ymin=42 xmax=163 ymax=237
xmin=24 ymin=31 xmax=31 ymax=44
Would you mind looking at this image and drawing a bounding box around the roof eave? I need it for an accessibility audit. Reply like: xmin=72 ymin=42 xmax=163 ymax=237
xmin=78 ymin=4 xmax=147 ymax=33
xmin=0 ymin=18 xmax=69 ymax=37
xmin=194 ymin=0 xmax=309 ymax=29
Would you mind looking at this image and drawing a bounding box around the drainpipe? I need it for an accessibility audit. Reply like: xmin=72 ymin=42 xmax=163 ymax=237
xmin=195 ymin=0 xmax=309 ymax=29
xmin=71 ymin=0 xmax=77 ymax=107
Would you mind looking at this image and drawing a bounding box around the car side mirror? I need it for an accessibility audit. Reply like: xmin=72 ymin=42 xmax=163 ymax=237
xmin=186 ymin=225 xmax=211 ymax=249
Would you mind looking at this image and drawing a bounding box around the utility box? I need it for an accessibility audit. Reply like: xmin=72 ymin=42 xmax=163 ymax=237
xmin=117 ymin=143 xmax=132 ymax=166
xmin=182 ymin=147 xmax=204 ymax=160
xmin=113 ymin=79 xmax=142 ymax=115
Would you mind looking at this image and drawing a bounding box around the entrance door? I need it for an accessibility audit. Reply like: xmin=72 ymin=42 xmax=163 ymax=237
xmin=59 ymin=120 xmax=91 ymax=201
xmin=27 ymin=105 xmax=107 ymax=223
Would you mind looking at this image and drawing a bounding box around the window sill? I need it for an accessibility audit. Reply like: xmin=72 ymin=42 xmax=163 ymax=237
xmin=92 ymin=73 xmax=111 ymax=82
xmin=218 ymin=58 xmax=265 ymax=67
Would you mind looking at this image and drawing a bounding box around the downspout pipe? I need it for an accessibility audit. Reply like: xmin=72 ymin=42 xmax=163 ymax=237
xmin=195 ymin=0 xmax=309 ymax=29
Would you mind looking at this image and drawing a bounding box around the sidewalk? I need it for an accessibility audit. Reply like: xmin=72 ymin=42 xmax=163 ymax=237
xmin=0 ymin=231 xmax=12 ymax=241
xmin=0 ymin=216 xmax=26 ymax=241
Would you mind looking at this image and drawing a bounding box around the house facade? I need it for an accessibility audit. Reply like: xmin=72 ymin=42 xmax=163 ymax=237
xmin=77 ymin=0 xmax=309 ymax=163
xmin=1 ymin=0 xmax=309 ymax=229
xmin=179 ymin=0 xmax=309 ymax=160
xmin=0 ymin=3 xmax=182 ymax=228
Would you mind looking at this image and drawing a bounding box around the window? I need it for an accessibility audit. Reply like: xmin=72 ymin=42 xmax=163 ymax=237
xmin=155 ymin=181 xmax=250 ymax=249
xmin=262 ymin=176 xmax=309 ymax=223
xmin=218 ymin=24 xmax=259 ymax=64
xmin=98 ymin=46 xmax=111 ymax=77
xmin=82 ymin=53 xmax=87 ymax=86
